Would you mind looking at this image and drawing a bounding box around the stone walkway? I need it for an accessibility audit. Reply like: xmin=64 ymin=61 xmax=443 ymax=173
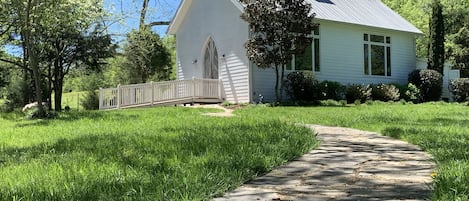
xmin=214 ymin=125 xmax=435 ymax=201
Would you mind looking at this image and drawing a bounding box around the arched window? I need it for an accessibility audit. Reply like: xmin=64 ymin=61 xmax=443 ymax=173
xmin=203 ymin=38 xmax=219 ymax=79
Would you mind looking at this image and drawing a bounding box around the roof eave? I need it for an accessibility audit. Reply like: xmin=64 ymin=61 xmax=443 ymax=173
xmin=167 ymin=0 xmax=244 ymax=35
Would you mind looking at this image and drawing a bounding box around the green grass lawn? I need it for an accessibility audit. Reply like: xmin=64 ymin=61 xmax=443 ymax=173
xmin=0 ymin=107 xmax=317 ymax=201
xmin=237 ymin=102 xmax=469 ymax=201
xmin=1 ymin=103 xmax=468 ymax=200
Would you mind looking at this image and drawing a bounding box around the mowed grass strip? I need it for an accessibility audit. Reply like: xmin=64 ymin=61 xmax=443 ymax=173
xmin=0 ymin=107 xmax=318 ymax=201
xmin=238 ymin=102 xmax=469 ymax=201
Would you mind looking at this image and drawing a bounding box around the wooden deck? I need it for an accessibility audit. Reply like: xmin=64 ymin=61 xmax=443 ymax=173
xmin=99 ymin=78 xmax=224 ymax=110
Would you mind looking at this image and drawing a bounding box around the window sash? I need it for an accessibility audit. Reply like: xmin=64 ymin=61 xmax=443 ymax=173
xmin=363 ymin=33 xmax=391 ymax=76
xmin=287 ymin=35 xmax=320 ymax=72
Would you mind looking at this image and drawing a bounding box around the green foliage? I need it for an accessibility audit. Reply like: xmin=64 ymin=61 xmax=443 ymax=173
xmin=3 ymin=75 xmax=31 ymax=107
xmin=0 ymin=108 xmax=317 ymax=200
xmin=316 ymin=81 xmax=345 ymax=101
xmin=405 ymin=83 xmax=422 ymax=103
xmin=162 ymin=36 xmax=177 ymax=80
xmin=345 ymin=84 xmax=372 ymax=104
xmin=124 ymin=27 xmax=172 ymax=83
xmin=447 ymin=26 xmax=469 ymax=78
xmin=284 ymin=71 xmax=317 ymax=101
xmin=427 ymin=0 xmax=445 ymax=74
xmin=371 ymin=84 xmax=400 ymax=102
xmin=450 ymin=78 xmax=469 ymax=102
xmin=408 ymin=69 xmax=443 ymax=102
xmin=0 ymin=100 xmax=14 ymax=113
xmin=81 ymin=90 xmax=99 ymax=110
xmin=240 ymin=0 xmax=316 ymax=101
xmin=382 ymin=0 xmax=469 ymax=61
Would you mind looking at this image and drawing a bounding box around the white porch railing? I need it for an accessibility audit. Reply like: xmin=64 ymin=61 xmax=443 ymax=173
xmin=99 ymin=78 xmax=223 ymax=110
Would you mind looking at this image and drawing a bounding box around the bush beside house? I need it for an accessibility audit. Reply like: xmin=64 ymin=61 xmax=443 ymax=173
xmin=408 ymin=69 xmax=443 ymax=102
xmin=450 ymin=78 xmax=469 ymax=102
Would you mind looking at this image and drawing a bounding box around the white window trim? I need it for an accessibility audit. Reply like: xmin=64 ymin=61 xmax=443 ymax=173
xmin=286 ymin=29 xmax=320 ymax=72
xmin=364 ymin=33 xmax=392 ymax=77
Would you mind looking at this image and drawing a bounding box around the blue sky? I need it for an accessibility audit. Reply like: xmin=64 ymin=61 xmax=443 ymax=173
xmin=103 ymin=0 xmax=181 ymax=43
xmin=5 ymin=0 xmax=181 ymax=55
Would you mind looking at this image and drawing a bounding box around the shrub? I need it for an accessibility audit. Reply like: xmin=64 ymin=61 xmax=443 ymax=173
xmin=0 ymin=100 xmax=14 ymax=113
xmin=81 ymin=90 xmax=99 ymax=110
xmin=450 ymin=78 xmax=469 ymax=102
xmin=405 ymin=83 xmax=422 ymax=103
xmin=371 ymin=84 xmax=400 ymax=102
xmin=345 ymin=84 xmax=372 ymax=103
xmin=408 ymin=69 xmax=443 ymax=102
xmin=316 ymin=81 xmax=345 ymax=100
xmin=284 ymin=71 xmax=318 ymax=101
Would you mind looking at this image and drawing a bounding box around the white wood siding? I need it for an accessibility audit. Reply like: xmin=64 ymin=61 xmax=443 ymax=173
xmin=316 ymin=21 xmax=417 ymax=84
xmin=252 ymin=20 xmax=418 ymax=101
xmin=175 ymin=0 xmax=250 ymax=103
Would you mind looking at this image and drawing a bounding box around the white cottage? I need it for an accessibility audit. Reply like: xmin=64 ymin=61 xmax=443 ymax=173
xmin=168 ymin=0 xmax=422 ymax=103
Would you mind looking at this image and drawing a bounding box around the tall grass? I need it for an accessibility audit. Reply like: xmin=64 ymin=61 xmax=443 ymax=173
xmin=238 ymin=102 xmax=469 ymax=201
xmin=0 ymin=107 xmax=317 ymax=201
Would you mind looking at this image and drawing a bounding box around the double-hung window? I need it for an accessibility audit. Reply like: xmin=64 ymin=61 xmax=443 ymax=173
xmin=286 ymin=27 xmax=320 ymax=72
xmin=364 ymin=34 xmax=391 ymax=76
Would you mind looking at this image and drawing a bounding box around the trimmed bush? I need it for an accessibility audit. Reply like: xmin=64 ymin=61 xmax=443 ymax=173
xmin=316 ymin=81 xmax=345 ymax=100
xmin=345 ymin=84 xmax=372 ymax=103
xmin=450 ymin=78 xmax=469 ymax=102
xmin=371 ymin=84 xmax=400 ymax=102
xmin=408 ymin=69 xmax=443 ymax=102
xmin=284 ymin=71 xmax=318 ymax=101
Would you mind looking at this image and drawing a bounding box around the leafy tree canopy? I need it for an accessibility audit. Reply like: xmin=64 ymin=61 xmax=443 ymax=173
xmin=240 ymin=0 xmax=317 ymax=101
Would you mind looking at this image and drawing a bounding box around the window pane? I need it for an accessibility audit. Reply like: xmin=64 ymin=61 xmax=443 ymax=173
xmin=386 ymin=36 xmax=391 ymax=44
xmin=371 ymin=45 xmax=385 ymax=76
xmin=370 ymin=34 xmax=385 ymax=43
xmin=387 ymin=46 xmax=391 ymax=76
xmin=364 ymin=34 xmax=368 ymax=41
xmin=314 ymin=38 xmax=320 ymax=72
xmin=364 ymin=44 xmax=369 ymax=75
xmin=295 ymin=43 xmax=313 ymax=71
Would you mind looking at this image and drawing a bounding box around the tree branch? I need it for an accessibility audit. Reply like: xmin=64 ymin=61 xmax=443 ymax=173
xmin=148 ymin=21 xmax=171 ymax=27
xmin=0 ymin=57 xmax=25 ymax=69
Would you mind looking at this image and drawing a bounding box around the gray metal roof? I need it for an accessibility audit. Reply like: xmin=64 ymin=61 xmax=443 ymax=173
xmin=307 ymin=0 xmax=422 ymax=34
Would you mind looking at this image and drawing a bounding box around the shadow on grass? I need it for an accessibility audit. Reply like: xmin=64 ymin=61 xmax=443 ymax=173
xmin=12 ymin=111 xmax=141 ymax=128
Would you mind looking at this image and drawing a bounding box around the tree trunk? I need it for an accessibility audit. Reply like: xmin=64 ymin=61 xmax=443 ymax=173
xmin=53 ymin=79 xmax=63 ymax=112
xmin=47 ymin=64 xmax=53 ymax=110
xmin=24 ymin=0 xmax=46 ymax=117
xmin=139 ymin=0 xmax=149 ymax=29
xmin=29 ymin=47 xmax=45 ymax=116
xmin=274 ymin=64 xmax=280 ymax=103
xmin=279 ymin=63 xmax=285 ymax=101
xmin=53 ymin=57 xmax=64 ymax=112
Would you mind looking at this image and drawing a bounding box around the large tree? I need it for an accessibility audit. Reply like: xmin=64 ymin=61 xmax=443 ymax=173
xmin=240 ymin=0 xmax=316 ymax=102
xmin=1 ymin=0 xmax=114 ymax=112
xmin=124 ymin=27 xmax=171 ymax=83
xmin=427 ymin=0 xmax=445 ymax=74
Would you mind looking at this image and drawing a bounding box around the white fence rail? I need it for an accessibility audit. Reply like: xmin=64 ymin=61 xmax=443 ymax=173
xmin=99 ymin=78 xmax=223 ymax=110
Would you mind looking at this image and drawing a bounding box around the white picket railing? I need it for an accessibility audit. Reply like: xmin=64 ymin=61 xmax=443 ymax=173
xmin=99 ymin=78 xmax=223 ymax=110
